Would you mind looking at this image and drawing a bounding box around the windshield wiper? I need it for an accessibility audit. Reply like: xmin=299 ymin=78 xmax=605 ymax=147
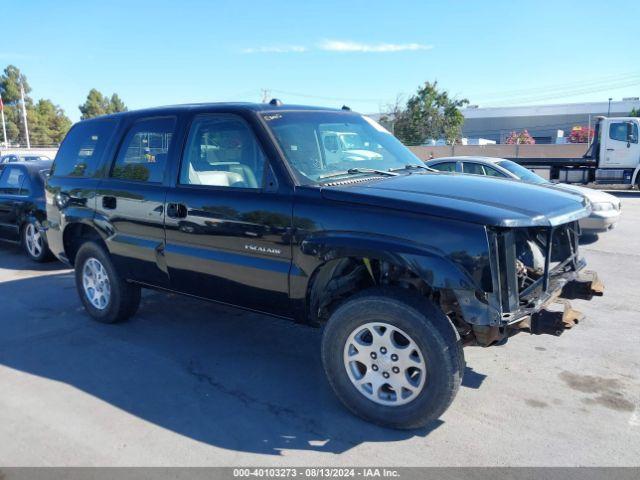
xmin=388 ymin=164 xmax=437 ymax=173
xmin=319 ymin=168 xmax=399 ymax=180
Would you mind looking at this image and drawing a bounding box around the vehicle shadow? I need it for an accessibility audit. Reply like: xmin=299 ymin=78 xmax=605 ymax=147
xmin=579 ymin=234 xmax=600 ymax=246
xmin=0 ymin=269 xmax=451 ymax=456
xmin=0 ymin=241 xmax=68 ymax=272
xmin=607 ymin=190 xmax=640 ymax=198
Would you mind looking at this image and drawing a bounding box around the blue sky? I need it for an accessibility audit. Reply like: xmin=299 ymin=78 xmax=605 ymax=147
xmin=4 ymin=0 xmax=640 ymax=121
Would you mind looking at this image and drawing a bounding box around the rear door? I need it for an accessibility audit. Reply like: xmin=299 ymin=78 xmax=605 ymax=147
xmin=163 ymin=113 xmax=292 ymax=315
xmin=461 ymin=161 xmax=509 ymax=178
xmin=0 ymin=165 xmax=26 ymax=240
xmin=45 ymin=119 xmax=119 ymax=260
xmin=95 ymin=116 xmax=177 ymax=287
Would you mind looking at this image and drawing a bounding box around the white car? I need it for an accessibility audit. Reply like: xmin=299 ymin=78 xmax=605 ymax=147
xmin=425 ymin=156 xmax=621 ymax=235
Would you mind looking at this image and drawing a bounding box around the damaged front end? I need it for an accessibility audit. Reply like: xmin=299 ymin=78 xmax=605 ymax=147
xmin=472 ymin=221 xmax=604 ymax=345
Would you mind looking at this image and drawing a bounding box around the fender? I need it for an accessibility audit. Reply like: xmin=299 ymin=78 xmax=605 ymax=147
xmin=290 ymin=231 xmax=497 ymax=325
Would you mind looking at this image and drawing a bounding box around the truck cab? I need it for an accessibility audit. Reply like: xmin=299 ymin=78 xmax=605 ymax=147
xmin=321 ymin=131 xmax=384 ymax=164
xmin=589 ymin=116 xmax=640 ymax=185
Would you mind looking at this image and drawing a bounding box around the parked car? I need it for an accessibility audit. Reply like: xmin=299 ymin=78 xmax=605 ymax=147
xmin=0 ymin=154 xmax=52 ymax=172
xmin=45 ymin=103 xmax=603 ymax=429
xmin=425 ymin=156 xmax=622 ymax=235
xmin=0 ymin=160 xmax=53 ymax=261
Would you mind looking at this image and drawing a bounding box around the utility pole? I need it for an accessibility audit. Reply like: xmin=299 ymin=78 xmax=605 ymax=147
xmin=0 ymin=94 xmax=7 ymax=149
xmin=261 ymin=88 xmax=271 ymax=103
xmin=20 ymin=82 xmax=30 ymax=149
xmin=607 ymin=97 xmax=612 ymax=117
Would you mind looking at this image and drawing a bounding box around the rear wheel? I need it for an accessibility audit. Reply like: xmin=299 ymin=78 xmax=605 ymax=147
xmin=321 ymin=288 xmax=464 ymax=429
xmin=22 ymin=220 xmax=51 ymax=262
xmin=74 ymin=242 xmax=141 ymax=323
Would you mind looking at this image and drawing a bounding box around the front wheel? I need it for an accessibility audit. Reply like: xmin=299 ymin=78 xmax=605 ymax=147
xmin=22 ymin=220 xmax=51 ymax=262
xmin=74 ymin=242 xmax=141 ymax=324
xmin=321 ymin=288 xmax=464 ymax=429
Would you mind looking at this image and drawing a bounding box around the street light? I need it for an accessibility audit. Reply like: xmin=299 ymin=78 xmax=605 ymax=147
xmin=607 ymin=97 xmax=613 ymax=116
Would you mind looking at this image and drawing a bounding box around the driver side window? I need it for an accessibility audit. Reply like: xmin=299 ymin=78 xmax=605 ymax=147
xmin=179 ymin=114 xmax=266 ymax=189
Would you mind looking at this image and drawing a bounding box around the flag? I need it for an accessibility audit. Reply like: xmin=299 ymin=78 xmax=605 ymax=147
xmin=0 ymin=94 xmax=3 ymax=111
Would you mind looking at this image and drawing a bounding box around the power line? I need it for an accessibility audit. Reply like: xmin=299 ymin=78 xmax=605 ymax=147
xmin=469 ymin=72 xmax=640 ymax=102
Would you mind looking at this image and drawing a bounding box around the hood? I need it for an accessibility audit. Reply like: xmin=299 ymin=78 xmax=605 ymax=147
xmin=551 ymin=183 xmax=621 ymax=207
xmin=320 ymin=172 xmax=591 ymax=228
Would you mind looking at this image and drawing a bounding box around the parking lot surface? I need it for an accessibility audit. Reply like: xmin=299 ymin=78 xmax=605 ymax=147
xmin=0 ymin=192 xmax=638 ymax=467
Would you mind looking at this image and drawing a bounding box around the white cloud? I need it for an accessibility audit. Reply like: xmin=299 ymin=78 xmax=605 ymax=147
xmin=241 ymin=45 xmax=307 ymax=54
xmin=318 ymin=40 xmax=433 ymax=53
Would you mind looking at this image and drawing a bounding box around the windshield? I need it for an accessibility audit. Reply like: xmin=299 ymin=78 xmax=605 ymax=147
xmin=262 ymin=111 xmax=423 ymax=184
xmin=496 ymin=159 xmax=548 ymax=185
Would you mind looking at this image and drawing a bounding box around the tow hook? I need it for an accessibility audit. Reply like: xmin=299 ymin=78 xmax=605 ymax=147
xmin=530 ymin=300 xmax=584 ymax=336
xmin=560 ymin=270 xmax=604 ymax=300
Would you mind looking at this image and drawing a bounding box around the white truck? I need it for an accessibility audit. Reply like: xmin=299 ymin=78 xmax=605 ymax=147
xmin=321 ymin=131 xmax=383 ymax=164
xmin=518 ymin=116 xmax=640 ymax=187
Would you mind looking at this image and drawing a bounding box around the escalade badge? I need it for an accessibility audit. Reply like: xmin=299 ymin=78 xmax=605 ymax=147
xmin=244 ymin=244 xmax=282 ymax=255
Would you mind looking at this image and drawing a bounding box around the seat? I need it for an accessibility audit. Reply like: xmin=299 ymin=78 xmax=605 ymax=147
xmin=188 ymin=163 xmax=244 ymax=187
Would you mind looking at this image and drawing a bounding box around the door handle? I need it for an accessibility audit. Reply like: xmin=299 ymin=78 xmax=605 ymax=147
xmin=167 ymin=203 xmax=187 ymax=218
xmin=606 ymin=148 xmax=615 ymax=151
xmin=102 ymin=196 xmax=117 ymax=210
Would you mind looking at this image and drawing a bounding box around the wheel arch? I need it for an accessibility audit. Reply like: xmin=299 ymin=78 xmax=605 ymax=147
xmin=62 ymin=221 xmax=108 ymax=266
xmin=632 ymin=165 xmax=640 ymax=186
xmin=299 ymin=233 xmax=487 ymax=333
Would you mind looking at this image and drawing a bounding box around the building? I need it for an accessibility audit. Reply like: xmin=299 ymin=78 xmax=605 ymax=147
xmin=461 ymin=98 xmax=640 ymax=144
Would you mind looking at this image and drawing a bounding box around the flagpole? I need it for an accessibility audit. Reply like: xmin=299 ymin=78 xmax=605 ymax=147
xmin=20 ymin=82 xmax=30 ymax=149
xmin=0 ymin=95 xmax=6 ymax=149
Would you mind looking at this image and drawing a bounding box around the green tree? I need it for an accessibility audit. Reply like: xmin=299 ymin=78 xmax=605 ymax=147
xmin=29 ymin=99 xmax=72 ymax=145
xmin=1 ymin=65 xmax=33 ymax=145
xmin=0 ymin=64 xmax=31 ymax=104
xmin=79 ymin=89 xmax=127 ymax=119
xmin=383 ymin=81 xmax=468 ymax=145
xmin=630 ymin=107 xmax=640 ymax=117
xmin=109 ymin=93 xmax=127 ymax=114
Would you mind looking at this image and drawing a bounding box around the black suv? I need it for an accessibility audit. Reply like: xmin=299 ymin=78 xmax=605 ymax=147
xmin=45 ymin=102 xmax=603 ymax=429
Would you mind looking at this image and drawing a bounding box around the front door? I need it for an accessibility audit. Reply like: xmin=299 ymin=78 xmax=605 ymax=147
xmin=602 ymin=120 xmax=640 ymax=168
xmin=0 ymin=166 xmax=26 ymax=240
xmin=95 ymin=116 xmax=177 ymax=286
xmin=163 ymin=113 xmax=292 ymax=316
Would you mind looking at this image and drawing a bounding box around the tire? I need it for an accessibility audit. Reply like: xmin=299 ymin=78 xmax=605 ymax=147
xmin=74 ymin=241 xmax=141 ymax=324
xmin=21 ymin=220 xmax=52 ymax=263
xmin=321 ymin=287 xmax=464 ymax=429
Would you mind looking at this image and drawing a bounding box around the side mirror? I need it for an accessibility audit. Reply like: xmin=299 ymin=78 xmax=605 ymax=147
xmin=626 ymin=123 xmax=636 ymax=145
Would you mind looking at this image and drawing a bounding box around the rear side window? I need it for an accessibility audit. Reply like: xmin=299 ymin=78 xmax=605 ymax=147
xmin=53 ymin=119 xmax=116 ymax=177
xmin=0 ymin=166 xmax=26 ymax=194
xmin=20 ymin=176 xmax=32 ymax=195
xmin=462 ymin=162 xmax=485 ymax=175
xmin=111 ymin=117 xmax=175 ymax=183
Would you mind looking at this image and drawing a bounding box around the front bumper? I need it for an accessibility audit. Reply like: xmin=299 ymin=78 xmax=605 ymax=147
xmin=471 ymin=271 xmax=603 ymax=346
xmin=469 ymin=222 xmax=603 ymax=346
xmin=579 ymin=210 xmax=620 ymax=234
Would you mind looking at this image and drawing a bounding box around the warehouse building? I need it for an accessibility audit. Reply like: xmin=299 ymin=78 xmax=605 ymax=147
xmin=461 ymin=98 xmax=640 ymax=144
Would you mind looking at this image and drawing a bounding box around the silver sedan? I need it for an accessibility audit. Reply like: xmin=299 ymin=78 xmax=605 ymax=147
xmin=425 ymin=156 xmax=621 ymax=235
